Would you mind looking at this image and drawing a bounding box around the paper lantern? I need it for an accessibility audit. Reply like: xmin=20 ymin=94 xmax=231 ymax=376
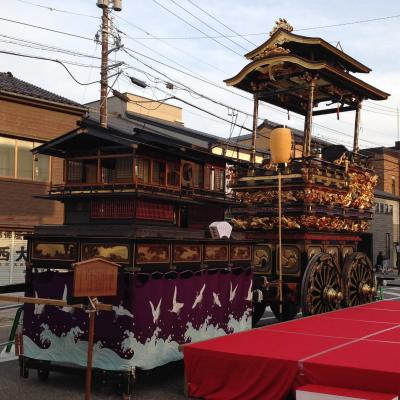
xmin=270 ymin=127 xmax=292 ymax=164
xmin=209 ymin=221 xmax=233 ymax=239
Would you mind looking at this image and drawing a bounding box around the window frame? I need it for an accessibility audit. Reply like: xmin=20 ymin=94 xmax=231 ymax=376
xmin=0 ymin=136 xmax=50 ymax=182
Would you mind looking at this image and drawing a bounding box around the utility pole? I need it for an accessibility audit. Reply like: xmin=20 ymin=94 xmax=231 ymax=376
xmin=96 ymin=0 xmax=122 ymax=128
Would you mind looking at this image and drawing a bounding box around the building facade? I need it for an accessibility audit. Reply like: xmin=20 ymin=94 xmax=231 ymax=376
xmin=0 ymin=72 xmax=86 ymax=284
xmin=365 ymin=146 xmax=400 ymax=269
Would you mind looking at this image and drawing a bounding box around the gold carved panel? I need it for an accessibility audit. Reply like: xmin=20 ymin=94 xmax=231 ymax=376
xmin=204 ymin=245 xmax=228 ymax=262
xmin=253 ymin=244 xmax=272 ymax=274
xmin=136 ymin=244 xmax=170 ymax=264
xmin=173 ymin=244 xmax=201 ymax=263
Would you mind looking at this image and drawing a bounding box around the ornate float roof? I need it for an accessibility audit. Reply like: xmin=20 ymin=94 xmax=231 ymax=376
xmin=245 ymin=25 xmax=371 ymax=73
xmin=225 ymin=19 xmax=389 ymax=115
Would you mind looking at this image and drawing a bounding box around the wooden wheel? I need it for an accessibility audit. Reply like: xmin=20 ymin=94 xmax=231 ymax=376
xmin=343 ymin=252 xmax=376 ymax=307
xmin=301 ymin=253 xmax=343 ymax=316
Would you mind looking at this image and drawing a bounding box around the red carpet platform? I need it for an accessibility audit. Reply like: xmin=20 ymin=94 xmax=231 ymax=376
xmin=183 ymin=301 xmax=400 ymax=400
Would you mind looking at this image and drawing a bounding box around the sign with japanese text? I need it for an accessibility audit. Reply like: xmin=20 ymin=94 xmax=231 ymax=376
xmin=0 ymin=231 xmax=29 ymax=285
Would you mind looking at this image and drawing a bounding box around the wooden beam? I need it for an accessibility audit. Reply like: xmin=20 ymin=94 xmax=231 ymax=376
xmin=0 ymin=294 xmax=113 ymax=311
xmin=258 ymin=84 xmax=308 ymax=98
xmin=313 ymin=105 xmax=357 ymax=116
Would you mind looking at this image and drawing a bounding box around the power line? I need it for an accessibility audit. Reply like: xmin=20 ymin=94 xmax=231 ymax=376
xmin=2 ymin=13 xmax=395 ymax=147
xmin=123 ymin=73 xmax=252 ymax=132
xmin=167 ymin=0 xmax=249 ymax=52
xmin=150 ymin=0 xmax=243 ymax=57
xmin=185 ymin=0 xmax=257 ymax=47
xmin=0 ymin=34 xmax=101 ymax=60
xmin=113 ymin=11 xmax=228 ymax=74
xmin=7 ymin=3 xmax=400 ymax=41
xmin=0 ymin=16 xmax=94 ymax=42
xmin=14 ymin=0 xmax=99 ymax=19
xmin=295 ymin=14 xmax=400 ymax=32
xmin=0 ymin=50 xmax=101 ymax=85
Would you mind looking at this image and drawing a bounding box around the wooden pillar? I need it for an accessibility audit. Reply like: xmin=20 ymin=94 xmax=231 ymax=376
xmin=251 ymin=92 xmax=259 ymax=166
xmin=303 ymin=79 xmax=316 ymax=157
xmin=353 ymin=102 xmax=362 ymax=154
xmin=85 ymin=306 xmax=96 ymax=400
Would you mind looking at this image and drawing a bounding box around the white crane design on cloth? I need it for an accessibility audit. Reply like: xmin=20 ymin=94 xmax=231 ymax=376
xmin=246 ymin=281 xmax=253 ymax=302
xmin=59 ymin=285 xmax=73 ymax=313
xmin=149 ymin=298 xmax=162 ymax=323
xmin=213 ymin=292 xmax=222 ymax=307
xmin=113 ymin=304 xmax=134 ymax=318
xmin=230 ymin=282 xmax=238 ymax=302
xmin=34 ymin=291 xmax=45 ymax=315
xmin=169 ymin=286 xmax=184 ymax=314
xmin=192 ymin=284 xmax=206 ymax=309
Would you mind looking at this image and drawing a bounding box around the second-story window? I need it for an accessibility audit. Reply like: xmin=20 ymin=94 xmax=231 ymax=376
xmin=152 ymin=160 xmax=166 ymax=185
xmin=101 ymin=157 xmax=133 ymax=183
xmin=67 ymin=159 xmax=97 ymax=183
xmin=0 ymin=137 xmax=15 ymax=177
xmin=136 ymin=158 xmax=150 ymax=183
xmin=0 ymin=137 xmax=49 ymax=182
xmin=167 ymin=163 xmax=180 ymax=186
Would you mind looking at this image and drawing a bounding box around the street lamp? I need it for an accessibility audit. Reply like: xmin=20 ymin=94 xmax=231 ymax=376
xmin=270 ymin=127 xmax=292 ymax=319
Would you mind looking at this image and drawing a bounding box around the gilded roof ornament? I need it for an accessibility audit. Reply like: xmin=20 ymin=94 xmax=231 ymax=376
xmin=252 ymin=43 xmax=291 ymax=60
xmin=269 ymin=18 xmax=294 ymax=36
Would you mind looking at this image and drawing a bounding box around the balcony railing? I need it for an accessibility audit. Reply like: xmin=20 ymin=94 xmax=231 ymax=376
xmin=48 ymin=181 xmax=230 ymax=201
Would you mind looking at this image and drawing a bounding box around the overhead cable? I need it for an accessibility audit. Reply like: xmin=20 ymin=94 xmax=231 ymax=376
xmin=151 ymin=0 xmax=243 ymax=57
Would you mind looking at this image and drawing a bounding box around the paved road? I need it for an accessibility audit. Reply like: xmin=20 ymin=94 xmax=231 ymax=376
xmin=0 ymin=284 xmax=398 ymax=400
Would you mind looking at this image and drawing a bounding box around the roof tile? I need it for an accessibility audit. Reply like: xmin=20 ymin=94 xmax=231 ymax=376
xmin=0 ymin=72 xmax=83 ymax=107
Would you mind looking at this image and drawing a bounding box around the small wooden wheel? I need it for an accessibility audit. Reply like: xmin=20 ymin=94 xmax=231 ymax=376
xmin=342 ymin=252 xmax=376 ymax=307
xmin=301 ymin=253 xmax=343 ymax=316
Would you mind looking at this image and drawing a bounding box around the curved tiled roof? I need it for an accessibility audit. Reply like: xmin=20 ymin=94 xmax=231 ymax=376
xmin=0 ymin=71 xmax=84 ymax=108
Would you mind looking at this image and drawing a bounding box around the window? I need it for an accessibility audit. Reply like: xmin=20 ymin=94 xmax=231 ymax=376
xmin=392 ymin=176 xmax=397 ymax=195
xmin=203 ymin=165 xmax=225 ymax=192
xmin=0 ymin=137 xmax=49 ymax=182
xmin=0 ymin=137 xmax=15 ymax=177
xmin=152 ymin=160 xmax=166 ymax=185
xmin=67 ymin=159 xmax=96 ymax=183
xmin=136 ymin=199 xmax=174 ymax=221
xmin=136 ymin=158 xmax=150 ymax=183
xmin=101 ymin=157 xmax=132 ymax=183
xmin=34 ymin=152 xmax=49 ymax=182
xmin=192 ymin=163 xmax=204 ymax=188
xmin=167 ymin=163 xmax=180 ymax=186
xmin=17 ymin=141 xmax=34 ymax=179
xmin=91 ymin=199 xmax=135 ymax=219
xmin=214 ymin=168 xmax=225 ymax=192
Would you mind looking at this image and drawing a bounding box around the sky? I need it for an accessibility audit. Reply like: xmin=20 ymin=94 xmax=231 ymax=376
xmin=1 ymin=0 xmax=400 ymax=149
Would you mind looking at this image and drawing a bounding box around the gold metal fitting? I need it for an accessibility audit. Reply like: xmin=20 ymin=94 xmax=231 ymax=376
xmin=324 ymin=287 xmax=338 ymax=303
xmin=360 ymin=283 xmax=372 ymax=297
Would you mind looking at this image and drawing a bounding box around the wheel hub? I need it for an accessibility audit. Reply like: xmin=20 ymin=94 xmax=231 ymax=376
xmin=359 ymin=282 xmax=376 ymax=298
xmin=323 ymin=286 xmax=343 ymax=303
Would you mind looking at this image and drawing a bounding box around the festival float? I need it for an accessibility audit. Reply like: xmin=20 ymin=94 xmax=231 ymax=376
xmin=18 ymin=116 xmax=254 ymax=397
xmin=225 ymin=18 xmax=389 ymax=323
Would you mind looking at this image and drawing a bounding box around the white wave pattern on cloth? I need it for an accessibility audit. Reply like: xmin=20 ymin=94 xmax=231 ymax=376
xmin=23 ymin=311 xmax=251 ymax=371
